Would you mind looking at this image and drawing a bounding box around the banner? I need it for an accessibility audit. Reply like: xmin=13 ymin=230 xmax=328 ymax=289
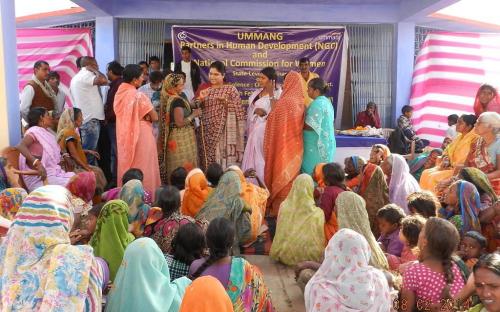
xmin=172 ymin=26 xmax=348 ymax=127
xmin=17 ymin=28 xmax=94 ymax=106
xmin=410 ymin=31 xmax=500 ymax=147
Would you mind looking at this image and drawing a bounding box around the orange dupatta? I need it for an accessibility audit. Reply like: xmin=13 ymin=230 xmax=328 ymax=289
xmin=263 ymin=71 xmax=305 ymax=217
xmin=181 ymin=169 xmax=212 ymax=217
xmin=229 ymin=166 xmax=269 ymax=242
xmin=179 ymin=276 xmax=233 ymax=312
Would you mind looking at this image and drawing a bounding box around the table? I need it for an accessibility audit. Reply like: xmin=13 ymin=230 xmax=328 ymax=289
xmin=334 ymin=135 xmax=387 ymax=165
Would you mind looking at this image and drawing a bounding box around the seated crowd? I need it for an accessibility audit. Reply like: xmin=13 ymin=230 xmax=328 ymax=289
xmin=2 ymin=55 xmax=500 ymax=311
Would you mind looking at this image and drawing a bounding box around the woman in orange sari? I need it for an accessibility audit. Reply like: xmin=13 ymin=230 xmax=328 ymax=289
xmin=420 ymin=114 xmax=478 ymax=194
xmin=356 ymin=161 xmax=389 ymax=237
xmin=473 ymin=84 xmax=500 ymax=116
xmin=264 ymin=71 xmax=305 ymax=216
xmin=181 ymin=168 xmax=212 ymax=217
xmin=114 ymin=64 xmax=161 ymax=194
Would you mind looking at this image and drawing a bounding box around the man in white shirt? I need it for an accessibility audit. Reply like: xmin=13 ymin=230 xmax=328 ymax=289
xmin=20 ymin=60 xmax=57 ymax=123
xmin=70 ymin=56 xmax=108 ymax=164
xmin=446 ymin=114 xmax=458 ymax=139
xmin=174 ymin=46 xmax=201 ymax=101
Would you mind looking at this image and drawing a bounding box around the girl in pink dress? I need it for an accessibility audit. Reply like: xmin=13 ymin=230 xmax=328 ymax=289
xmin=242 ymin=67 xmax=281 ymax=186
xmin=401 ymin=217 xmax=465 ymax=311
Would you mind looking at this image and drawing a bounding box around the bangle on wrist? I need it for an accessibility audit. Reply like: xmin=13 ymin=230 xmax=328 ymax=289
xmin=32 ymin=159 xmax=40 ymax=167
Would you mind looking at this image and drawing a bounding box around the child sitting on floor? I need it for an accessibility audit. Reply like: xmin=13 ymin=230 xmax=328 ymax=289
xmin=377 ymin=204 xmax=405 ymax=257
xmin=101 ymin=168 xmax=153 ymax=204
xmin=407 ymin=191 xmax=441 ymax=218
xmin=401 ymin=217 xmax=465 ymax=310
xmin=387 ymin=214 xmax=426 ymax=273
xmin=458 ymin=230 xmax=487 ymax=271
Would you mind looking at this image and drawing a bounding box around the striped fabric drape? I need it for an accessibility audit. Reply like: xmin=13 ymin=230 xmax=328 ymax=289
xmin=410 ymin=31 xmax=500 ymax=147
xmin=118 ymin=19 xmax=167 ymax=67
xmin=16 ymin=28 xmax=94 ymax=105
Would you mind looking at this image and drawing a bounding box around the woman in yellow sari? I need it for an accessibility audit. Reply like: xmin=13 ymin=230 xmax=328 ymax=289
xmin=270 ymin=174 xmax=325 ymax=266
xmin=420 ymin=114 xmax=478 ymax=193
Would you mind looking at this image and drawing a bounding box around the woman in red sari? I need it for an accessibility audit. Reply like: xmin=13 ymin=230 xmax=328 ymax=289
xmin=197 ymin=61 xmax=246 ymax=170
xmin=355 ymin=101 xmax=381 ymax=128
xmin=264 ymin=71 xmax=305 ymax=217
xmin=473 ymin=84 xmax=500 ymax=116
xmin=114 ymin=64 xmax=161 ymax=196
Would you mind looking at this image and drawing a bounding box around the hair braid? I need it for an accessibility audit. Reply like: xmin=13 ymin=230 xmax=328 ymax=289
xmin=440 ymin=257 xmax=454 ymax=301
xmin=189 ymin=248 xmax=227 ymax=280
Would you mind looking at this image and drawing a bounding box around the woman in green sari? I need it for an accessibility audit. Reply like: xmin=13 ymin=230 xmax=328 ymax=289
xmin=301 ymin=78 xmax=336 ymax=174
xmin=89 ymin=199 xmax=135 ymax=282
xmin=158 ymin=73 xmax=201 ymax=184
xmin=196 ymin=171 xmax=252 ymax=253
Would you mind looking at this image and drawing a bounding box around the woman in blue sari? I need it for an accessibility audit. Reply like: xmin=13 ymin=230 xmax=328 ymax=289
xmin=301 ymin=78 xmax=336 ymax=174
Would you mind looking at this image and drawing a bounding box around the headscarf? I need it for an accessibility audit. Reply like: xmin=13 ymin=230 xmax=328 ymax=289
xmin=56 ymin=107 xmax=77 ymax=142
xmin=305 ymin=228 xmax=391 ymax=312
xmin=66 ymin=171 xmax=96 ymax=215
xmin=197 ymin=171 xmax=252 ymax=247
xmin=473 ymin=84 xmax=500 ymax=116
xmin=179 ymin=276 xmax=234 ymax=312
xmin=181 ymin=168 xmax=212 ymax=217
xmin=409 ymin=149 xmax=443 ymax=175
xmin=120 ymin=179 xmax=151 ymax=237
xmin=350 ymin=156 xmax=366 ymax=174
xmin=388 ymin=154 xmax=421 ymax=214
xmin=270 ymin=174 xmax=325 ymax=266
xmin=0 ymin=161 xmax=9 ymax=191
xmin=162 ymin=73 xmax=184 ymax=98
xmin=227 ymin=165 xmax=269 ymax=242
xmin=313 ymin=163 xmax=326 ymax=187
xmin=106 ymin=237 xmax=191 ymax=312
xmin=373 ymin=144 xmax=391 ymax=160
xmin=0 ymin=187 xmax=28 ymax=220
xmin=89 ymin=199 xmax=135 ymax=282
xmin=0 ymin=185 xmax=103 ymax=311
xmin=336 ymin=191 xmax=389 ymax=270
xmin=454 ymin=180 xmax=481 ymax=235
xmin=461 ymin=167 xmax=498 ymax=202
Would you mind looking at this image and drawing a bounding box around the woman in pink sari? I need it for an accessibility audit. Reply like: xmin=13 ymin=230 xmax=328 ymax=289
xmin=242 ymin=67 xmax=281 ymax=185
xmin=114 ymin=64 xmax=161 ymax=195
xmin=16 ymin=107 xmax=74 ymax=191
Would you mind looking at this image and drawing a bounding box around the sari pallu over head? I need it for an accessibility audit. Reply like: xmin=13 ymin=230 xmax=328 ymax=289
xmin=106 ymin=237 xmax=192 ymax=312
xmin=388 ymin=154 xmax=421 ymax=214
xmin=56 ymin=108 xmax=86 ymax=162
xmin=304 ymin=228 xmax=392 ymax=312
xmin=336 ymin=191 xmax=389 ymax=270
xmin=180 ymin=276 xmax=234 ymax=312
xmin=270 ymin=174 xmax=325 ymax=266
xmin=0 ymin=185 xmax=103 ymax=311
xmin=0 ymin=187 xmax=28 ymax=220
xmin=473 ymin=84 xmax=500 ymax=116
xmin=89 ymin=199 xmax=135 ymax=282
xmin=263 ymin=71 xmax=305 ymax=216
xmin=196 ymin=171 xmax=252 ymax=247
xmin=225 ymin=257 xmax=274 ymax=312
xmin=181 ymin=168 xmax=212 ymax=217
xmin=450 ymin=180 xmax=481 ymax=235
xmin=120 ymin=179 xmax=151 ymax=237
xmin=227 ymin=165 xmax=269 ymax=243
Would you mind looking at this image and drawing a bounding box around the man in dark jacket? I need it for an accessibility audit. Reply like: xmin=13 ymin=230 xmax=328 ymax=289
xmin=174 ymin=46 xmax=201 ymax=101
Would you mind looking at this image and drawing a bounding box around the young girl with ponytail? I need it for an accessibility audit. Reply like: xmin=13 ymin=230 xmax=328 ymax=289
xmin=188 ymin=217 xmax=273 ymax=311
xmin=401 ymin=217 xmax=465 ymax=311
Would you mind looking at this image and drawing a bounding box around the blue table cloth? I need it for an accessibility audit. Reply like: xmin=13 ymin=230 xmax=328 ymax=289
xmin=335 ymin=135 xmax=387 ymax=148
